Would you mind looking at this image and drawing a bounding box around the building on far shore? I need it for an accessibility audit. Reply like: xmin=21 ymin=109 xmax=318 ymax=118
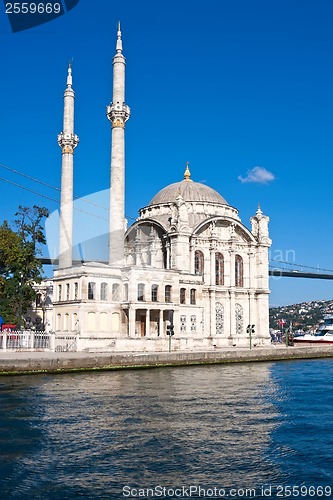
xmin=37 ymin=25 xmax=272 ymax=351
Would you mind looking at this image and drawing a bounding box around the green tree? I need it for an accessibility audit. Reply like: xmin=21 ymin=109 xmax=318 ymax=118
xmin=0 ymin=205 xmax=49 ymax=326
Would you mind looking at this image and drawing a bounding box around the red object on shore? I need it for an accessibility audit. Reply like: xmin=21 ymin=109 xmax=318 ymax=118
xmin=1 ymin=324 xmax=17 ymax=332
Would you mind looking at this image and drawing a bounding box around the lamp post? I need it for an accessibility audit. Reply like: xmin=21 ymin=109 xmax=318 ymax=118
xmin=18 ymin=272 xmax=23 ymax=331
xmin=166 ymin=309 xmax=174 ymax=352
xmin=247 ymin=324 xmax=255 ymax=349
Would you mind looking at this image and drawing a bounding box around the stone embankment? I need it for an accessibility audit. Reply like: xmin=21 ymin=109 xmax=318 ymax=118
xmin=0 ymin=345 xmax=332 ymax=375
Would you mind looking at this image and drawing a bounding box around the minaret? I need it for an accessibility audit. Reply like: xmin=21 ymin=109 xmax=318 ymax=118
xmin=107 ymin=22 xmax=130 ymax=266
xmin=58 ymin=64 xmax=79 ymax=268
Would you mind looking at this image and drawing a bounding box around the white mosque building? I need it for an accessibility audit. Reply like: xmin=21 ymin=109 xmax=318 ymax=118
xmin=47 ymin=25 xmax=271 ymax=352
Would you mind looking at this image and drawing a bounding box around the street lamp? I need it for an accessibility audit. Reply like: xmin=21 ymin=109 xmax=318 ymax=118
xmin=247 ymin=324 xmax=255 ymax=349
xmin=18 ymin=272 xmax=23 ymax=331
xmin=166 ymin=309 xmax=175 ymax=352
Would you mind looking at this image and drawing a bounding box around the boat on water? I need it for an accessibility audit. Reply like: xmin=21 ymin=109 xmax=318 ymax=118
xmin=293 ymin=314 xmax=333 ymax=344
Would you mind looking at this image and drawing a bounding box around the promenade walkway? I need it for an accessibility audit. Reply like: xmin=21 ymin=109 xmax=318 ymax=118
xmin=0 ymin=344 xmax=332 ymax=375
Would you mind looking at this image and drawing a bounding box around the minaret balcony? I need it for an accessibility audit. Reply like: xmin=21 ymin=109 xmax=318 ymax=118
xmin=58 ymin=132 xmax=79 ymax=154
xmin=106 ymin=102 xmax=130 ymax=128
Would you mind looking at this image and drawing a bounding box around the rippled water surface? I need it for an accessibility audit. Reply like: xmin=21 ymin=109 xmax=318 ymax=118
xmin=0 ymin=360 xmax=333 ymax=499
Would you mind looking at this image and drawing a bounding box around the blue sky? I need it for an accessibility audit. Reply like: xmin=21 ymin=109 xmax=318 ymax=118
xmin=0 ymin=0 xmax=332 ymax=306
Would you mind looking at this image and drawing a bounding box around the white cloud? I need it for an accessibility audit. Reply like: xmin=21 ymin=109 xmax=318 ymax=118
xmin=238 ymin=166 xmax=275 ymax=185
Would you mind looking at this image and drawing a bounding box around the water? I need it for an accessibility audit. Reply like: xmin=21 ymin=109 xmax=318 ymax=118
xmin=0 ymin=360 xmax=332 ymax=499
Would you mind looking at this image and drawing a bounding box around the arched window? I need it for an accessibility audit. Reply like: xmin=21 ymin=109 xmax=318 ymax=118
xmin=72 ymin=313 xmax=78 ymax=331
xmin=235 ymin=255 xmax=244 ymax=287
xmin=165 ymin=285 xmax=172 ymax=303
xmin=194 ymin=250 xmax=204 ymax=275
xmin=112 ymin=283 xmax=120 ymax=301
xmin=112 ymin=312 xmax=120 ymax=332
xmin=56 ymin=313 xmax=61 ymax=331
xmin=138 ymin=283 xmax=145 ymax=301
xmin=190 ymin=288 xmax=196 ymax=305
xmin=151 ymin=284 xmax=158 ymax=302
xmin=88 ymin=282 xmax=96 ymax=300
xmin=215 ymin=252 xmax=224 ymax=285
xmin=100 ymin=283 xmax=108 ymax=301
xmin=180 ymin=288 xmax=186 ymax=304
xmin=36 ymin=293 xmax=42 ymax=307
xmin=87 ymin=312 xmax=96 ymax=330
xmin=123 ymin=283 xmax=129 ymax=301
xmin=100 ymin=312 xmax=108 ymax=331
xmin=64 ymin=313 xmax=69 ymax=331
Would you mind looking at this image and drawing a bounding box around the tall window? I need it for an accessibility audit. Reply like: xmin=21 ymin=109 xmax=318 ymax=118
xmin=194 ymin=250 xmax=204 ymax=275
xmin=215 ymin=302 xmax=224 ymax=335
xmin=190 ymin=288 xmax=196 ymax=305
xmin=215 ymin=252 xmax=224 ymax=285
xmin=66 ymin=283 xmax=70 ymax=301
xmin=235 ymin=255 xmax=244 ymax=287
xmin=74 ymin=282 xmax=78 ymax=300
xmin=64 ymin=313 xmax=69 ymax=331
xmin=165 ymin=285 xmax=172 ymax=303
xmin=88 ymin=282 xmax=96 ymax=300
xmin=180 ymin=288 xmax=186 ymax=304
xmin=235 ymin=303 xmax=244 ymax=335
xmin=112 ymin=283 xmax=120 ymax=301
xmin=123 ymin=283 xmax=129 ymax=301
xmin=101 ymin=282 xmax=108 ymax=301
xmin=58 ymin=284 xmax=62 ymax=302
xmin=36 ymin=293 xmax=42 ymax=307
xmin=151 ymin=284 xmax=158 ymax=302
xmin=138 ymin=283 xmax=145 ymax=301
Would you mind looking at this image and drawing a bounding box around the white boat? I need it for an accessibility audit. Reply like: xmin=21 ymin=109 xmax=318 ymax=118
xmin=293 ymin=314 xmax=333 ymax=344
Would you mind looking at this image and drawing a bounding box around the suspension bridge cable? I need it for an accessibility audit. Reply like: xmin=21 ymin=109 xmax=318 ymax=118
xmin=269 ymin=259 xmax=333 ymax=273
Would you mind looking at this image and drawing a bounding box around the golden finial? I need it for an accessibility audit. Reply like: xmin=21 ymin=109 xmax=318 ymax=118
xmin=184 ymin=161 xmax=192 ymax=181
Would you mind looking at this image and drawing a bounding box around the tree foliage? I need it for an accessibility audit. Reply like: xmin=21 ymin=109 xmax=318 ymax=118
xmin=0 ymin=205 xmax=49 ymax=325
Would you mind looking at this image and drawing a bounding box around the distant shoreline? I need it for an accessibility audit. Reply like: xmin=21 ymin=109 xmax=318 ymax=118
xmin=0 ymin=345 xmax=332 ymax=376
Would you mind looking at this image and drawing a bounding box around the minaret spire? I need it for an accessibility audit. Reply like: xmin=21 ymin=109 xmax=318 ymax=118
xmin=58 ymin=64 xmax=79 ymax=268
xmin=116 ymin=21 xmax=123 ymax=53
xmin=107 ymin=23 xmax=130 ymax=266
xmin=66 ymin=62 xmax=72 ymax=87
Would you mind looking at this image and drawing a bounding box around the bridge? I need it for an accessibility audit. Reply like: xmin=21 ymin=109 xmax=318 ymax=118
xmin=39 ymin=258 xmax=333 ymax=280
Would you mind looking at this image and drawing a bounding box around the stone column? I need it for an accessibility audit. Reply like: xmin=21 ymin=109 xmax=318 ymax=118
xmin=229 ymin=290 xmax=235 ymax=336
xmin=209 ymin=289 xmax=216 ymax=336
xmin=145 ymin=309 xmax=150 ymax=337
xmin=210 ymin=246 xmax=215 ymax=286
xmin=159 ymin=310 xmax=164 ymax=336
xmin=129 ymin=306 xmax=135 ymax=337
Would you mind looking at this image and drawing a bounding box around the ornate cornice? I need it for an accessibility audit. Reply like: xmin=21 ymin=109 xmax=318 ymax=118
xmin=58 ymin=132 xmax=79 ymax=154
xmin=107 ymin=102 xmax=130 ymax=128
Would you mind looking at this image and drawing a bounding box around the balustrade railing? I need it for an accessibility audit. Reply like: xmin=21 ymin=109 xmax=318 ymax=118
xmin=0 ymin=331 xmax=78 ymax=352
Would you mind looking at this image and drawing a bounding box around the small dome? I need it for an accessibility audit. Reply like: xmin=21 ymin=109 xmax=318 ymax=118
xmin=149 ymin=179 xmax=228 ymax=206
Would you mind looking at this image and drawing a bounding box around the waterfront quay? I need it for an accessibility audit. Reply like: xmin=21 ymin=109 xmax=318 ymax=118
xmin=0 ymin=345 xmax=332 ymax=375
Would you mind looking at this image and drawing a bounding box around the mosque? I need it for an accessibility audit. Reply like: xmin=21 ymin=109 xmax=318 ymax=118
xmin=46 ymin=25 xmax=272 ymax=351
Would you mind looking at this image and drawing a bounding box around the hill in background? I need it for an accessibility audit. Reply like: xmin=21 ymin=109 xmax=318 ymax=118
xmin=269 ymin=299 xmax=333 ymax=332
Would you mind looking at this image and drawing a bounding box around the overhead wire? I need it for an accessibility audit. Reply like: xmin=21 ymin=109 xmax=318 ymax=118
xmin=0 ymin=162 xmax=137 ymax=221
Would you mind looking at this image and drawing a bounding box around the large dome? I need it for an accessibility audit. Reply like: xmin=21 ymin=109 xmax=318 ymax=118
xmin=149 ymin=166 xmax=228 ymax=206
